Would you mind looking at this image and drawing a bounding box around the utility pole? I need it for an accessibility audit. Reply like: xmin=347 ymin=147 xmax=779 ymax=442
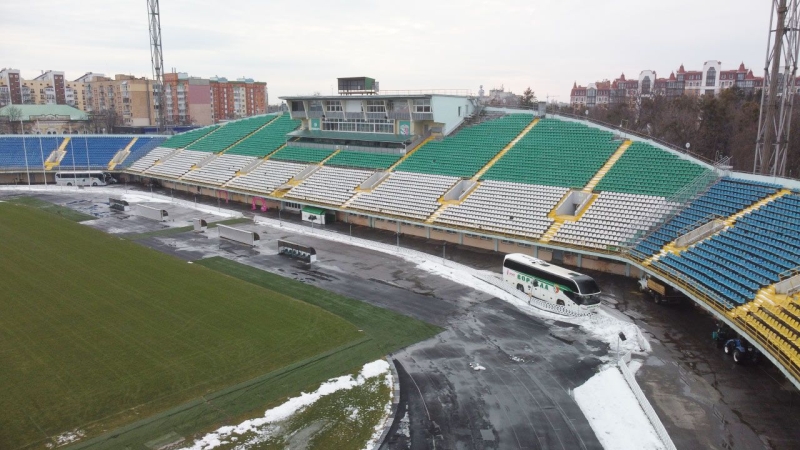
xmin=147 ymin=0 xmax=167 ymax=132
xmin=754 ymin=0 xmax=800 ymax=177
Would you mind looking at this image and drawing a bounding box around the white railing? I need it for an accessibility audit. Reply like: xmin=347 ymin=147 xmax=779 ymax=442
xmin=617 ymin=358 xmax=677 ymax=450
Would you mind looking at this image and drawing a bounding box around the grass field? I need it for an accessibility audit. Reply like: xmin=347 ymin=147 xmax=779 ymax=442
xmin=0 ymin=202 xmax=361 ymax=449
xmin=0 ymin=200 xmax=441 ymax=450
xmin=5 ymin=196 xmax=96 ymax=222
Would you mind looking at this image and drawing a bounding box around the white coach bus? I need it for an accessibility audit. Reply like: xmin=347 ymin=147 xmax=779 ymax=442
xmin=55 ymin=171 xmax=113 ymax=187
xmin=503 ymin=253 xmax=602 ymax=310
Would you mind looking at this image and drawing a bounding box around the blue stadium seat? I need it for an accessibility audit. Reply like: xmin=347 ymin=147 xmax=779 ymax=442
xmin=61 ymin=137 xmax=133 ymax=170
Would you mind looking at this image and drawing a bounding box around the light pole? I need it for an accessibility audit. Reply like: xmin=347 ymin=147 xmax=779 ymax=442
xmin=396 ymin=231 xmax=400 ymax=250
xmin=349 ymin=222 xmax=352 ymax=240
xmin=442 ymin=241 xmax=446 ymax=265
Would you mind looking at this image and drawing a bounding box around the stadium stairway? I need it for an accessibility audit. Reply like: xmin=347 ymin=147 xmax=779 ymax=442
xmin=108 ymin=137 xmax=138 ymax=170
xmin=319 ymin=149 xmax=341 ymax=165
xmin=646 ymin=188 xmax=792 ymax=264
xmin=44 ymin=137 xmax=70 ymax=170
xmin=582 ymin=139 xmax=632 ymax=192
xmin=471 ymin=118 xmax=540 ymax=181
xmin=424 ymin=181 xmax=482 ymax=224
xmin=386 ymin=136 xmax=435 ymax=171
xmin=539 ymin=193 xmax=599 ymax=243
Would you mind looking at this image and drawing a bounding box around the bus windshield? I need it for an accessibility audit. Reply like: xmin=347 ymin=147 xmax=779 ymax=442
xmin=574 ymin=276 xmax=601 ymax=295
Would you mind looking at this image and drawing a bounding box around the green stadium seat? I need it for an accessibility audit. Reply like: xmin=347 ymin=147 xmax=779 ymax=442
xmin=270 ymin=146 xmax=335 ymax=164
xmin=187 ymin=115 xmax=277 ymax=153
xmin=483 ymin=118 xmax=619 ymax=189
xmin=161 ymin=125 xmax=220 ymax=149
xmin=395 ymin=114 xmax=534 ymax=178
xmin=324 ymin=151 xmax=401 ymax=170
xmin=595 ymin=142 xmax=711 ymax=197
xmin=226 ymin=114 xmax=302 ymax=157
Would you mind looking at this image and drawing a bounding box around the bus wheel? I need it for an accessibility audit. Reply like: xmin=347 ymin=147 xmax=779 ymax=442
xmin=556 ymin=300 xmax=564 ymax=306
xmin=92 ymin=182 xmax=98 ymax=187
xmin=516 ymin=284 xmax=524 ymax=292
xmin=66 ymin=182 xmax=72 ymax=186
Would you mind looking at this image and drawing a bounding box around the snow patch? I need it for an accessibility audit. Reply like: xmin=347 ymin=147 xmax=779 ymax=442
xmin=181 ymin=359 xmax=392 ymax=450
xmin=45 ymin=429 xmax=86 ymax=448
xmin=574 ymin=366 xmax=665 ymax=450
xmin=361 ymin=361 xmax=395 ymax=450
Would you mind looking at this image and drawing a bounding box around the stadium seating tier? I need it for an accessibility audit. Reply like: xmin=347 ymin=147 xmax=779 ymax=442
xmin=396 ymin=114 xmax=534 ymax=178
xmin=482 ymin=118 xmax=619 ymax=188
xmin=270 ymin=146 xmax=335 ymax=164
xmin=160 ymin=125 xmax=220 ymax=149
xmin=187 ymin=115 xmax=277 ymax=153
xmin=226 ymin=114 xmax=301 ymax=157
xmin=324 ymin=150 xmax=401 ymax=170
xmin=595 ymin=141 xmax=711 ymax=197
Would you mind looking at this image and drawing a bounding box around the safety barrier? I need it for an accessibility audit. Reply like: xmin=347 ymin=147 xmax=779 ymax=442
xmin=218 ymin=224 xmax=259 ymax=247
xmin=134 ymin=204 xmax=168 ymax=221
xmin=618 ymin=358 xmax=677 ymax=450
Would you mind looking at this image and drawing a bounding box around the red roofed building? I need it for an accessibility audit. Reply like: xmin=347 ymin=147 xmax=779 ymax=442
xmin=571 ymin=61 xmax=766 ymax=107
xmin=570 ymin=82 xmax=588 ymax=106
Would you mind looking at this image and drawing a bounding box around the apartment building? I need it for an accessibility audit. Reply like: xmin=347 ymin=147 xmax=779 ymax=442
xmin=2 ymin=67 xmax=269 ymax=126
xmin=209 ymin=76 xmax=267 ymax=122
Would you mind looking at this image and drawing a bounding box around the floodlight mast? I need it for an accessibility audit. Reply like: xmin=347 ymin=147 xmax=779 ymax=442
xmin=754 ymin=0 xmax=800 ymax=177
xmin=147 ymin=0 xmax=167 ymax=132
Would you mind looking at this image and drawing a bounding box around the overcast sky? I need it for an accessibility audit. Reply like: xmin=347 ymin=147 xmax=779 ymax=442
xmin=0 ymin=0 xmax=771 ymax=103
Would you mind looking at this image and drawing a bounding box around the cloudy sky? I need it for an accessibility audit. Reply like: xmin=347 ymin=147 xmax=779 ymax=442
xmin=0 ymin=0 xmax=771 ymax=103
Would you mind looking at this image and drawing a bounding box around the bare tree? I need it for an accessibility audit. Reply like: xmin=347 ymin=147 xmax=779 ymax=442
xmin=6 ymin=106 xmax=22 ymax=133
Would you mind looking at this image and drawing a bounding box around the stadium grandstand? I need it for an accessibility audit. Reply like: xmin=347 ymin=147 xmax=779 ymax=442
xmin=2 ymin=79 xmax=800 ymax=391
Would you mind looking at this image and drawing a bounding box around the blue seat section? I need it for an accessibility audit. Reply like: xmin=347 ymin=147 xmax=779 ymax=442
xmin=118 ymin=136 xmax=167 ymax=169
xmin=0 ymin=136 xmax=61 ymax=169
xmin=652 ymin=194 xmax=800 ymax=307
xmin=62 ymin=137 xmax=134 ymax=169
xmin=633 ymin=177 xmax=780 ymax=256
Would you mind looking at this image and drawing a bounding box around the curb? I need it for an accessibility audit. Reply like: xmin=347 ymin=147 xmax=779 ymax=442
xmin=373 ymin=356 xmax=401 ymax=450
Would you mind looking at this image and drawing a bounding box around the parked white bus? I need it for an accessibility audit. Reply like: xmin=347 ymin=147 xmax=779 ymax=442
xmin=503 ymin=253 xmax=602 ymax=310
xmin=55 ymin=171 xmax=113 ymax=187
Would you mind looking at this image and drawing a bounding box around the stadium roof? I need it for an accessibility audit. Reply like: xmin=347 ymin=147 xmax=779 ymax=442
xmin=288 ymin=129 xmax=413 ymax=143
xmin=0 ymin=104 xmax=88 ymax=121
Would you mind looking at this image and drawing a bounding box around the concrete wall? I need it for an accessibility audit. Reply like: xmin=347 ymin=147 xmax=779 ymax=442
xmin=431 ymin=95 xmax=472 ymax=135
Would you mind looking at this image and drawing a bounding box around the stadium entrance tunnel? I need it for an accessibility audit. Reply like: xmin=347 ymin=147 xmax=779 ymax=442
xmin=551 ymin=190 xmax=597 ymax=220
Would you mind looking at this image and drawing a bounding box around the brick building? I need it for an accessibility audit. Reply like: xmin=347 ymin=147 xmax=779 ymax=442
xmin=209 ymin=76 xmax=267 ymax=122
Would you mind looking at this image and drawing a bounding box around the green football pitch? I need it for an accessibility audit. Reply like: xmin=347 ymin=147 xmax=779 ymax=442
xmin=0 ymin=201 xmax=439 ymax=449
